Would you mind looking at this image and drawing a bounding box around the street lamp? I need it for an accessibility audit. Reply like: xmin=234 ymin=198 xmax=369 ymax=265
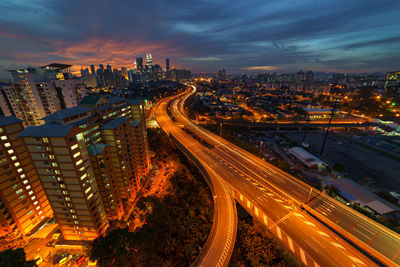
xmin=259 ymin=140 xmax=263 ymax=157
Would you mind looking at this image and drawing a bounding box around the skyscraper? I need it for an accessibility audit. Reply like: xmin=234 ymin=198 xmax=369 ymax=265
xmin=145 ymin=53 xmax=153 ymax=69
xmin=136 ymin=57 xmax=143 ymax=72
xmin=90 ymin=65 xmax=96 ymax=75
xmin=166 ymin=58 xmax=170 ymax=71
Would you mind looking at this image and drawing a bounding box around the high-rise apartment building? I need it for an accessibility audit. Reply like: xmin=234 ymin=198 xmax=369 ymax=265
xmin=166 ymin=58 xmax=170 ymax=71
xmin=0 ymin=117 xmax=53 ymax=236
xmin=17 ymin=95 xmax=150 ymax=240
xmin=0 ymin=64 xmax=87 ymax=126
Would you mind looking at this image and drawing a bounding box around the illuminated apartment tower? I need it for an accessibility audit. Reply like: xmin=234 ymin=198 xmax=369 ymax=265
xmin=17 ymin=96 xmax=150 ymax=238
xmin=0 ymin=117 xmax=52 ymax=236
xmin=1 ymin=64 xmax=86 ymax=126
xmin=19 ymin=118 xmax=109 ymax=240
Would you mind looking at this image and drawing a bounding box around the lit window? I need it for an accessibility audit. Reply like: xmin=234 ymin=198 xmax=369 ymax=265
xmin=1 ymin=136 xmax=7 ymax=140
xmin=42 ymin=137 xmax=49 ymax=143
xmin=18 ymin=195 xmax=25 ymax=199
xmin=33 ymin=201 xmax=38 ymax=205
xmin=49 ymin=155 xmax=55 ymax=159
xmin=73 ymin=152 xmax=80 ymax=158
xmin=28 ymin=191 xmax=33 ymax=195
xmin=7 ymin=149 xmax=14 ymax=154
xmin=52 ymin=162 xmax=58 ymax=167
xmin=38 ymin=211 xmax=42 ymax=215
xmin=14 ymin=162 xmax=20 ymax=167
xmin=16 ymin=189 xmax=23 ymax=194
xmin=20 ymin=174 xmax=26 ymax=179
xmin=27 ymin=210 xmax=33 ymax=215
xmin=23 ymin=180 xmax=28 ymax=184
xmin=80 ymin=174 xmax=87 ymax=180
xmin=79 ymin=166 xmax=85 ymax=171
xmin=36 ymin=145 xmax=43 ymax=150
xmin=31 ymin=196 xmax=36 ymax=200
xmin=11 ymin=156 xmax=17 ymax=161
xmin=60 ymin=184 xmax=66 ymax=189
xmin=87 ymin=193 xmax=93 ymax=200
xmin=75 ymin=159 xmax=83 ymax=166
xmin=74 ymin=221 xmax=79 ymax=224
xmin=36 ymin=206 xmax=40 ymax=210
xmin=12 ymin=184 xmax=18 ymax=189
xmin=85 ymin=187 xmax=91 ymax=194
xmin=4 ymin=143 xmax=10 ymax=147
xmin=65 ymin=197 xmax=71 ymax=201
xmin=72 ymin=215 xmax=77 ymax=219
xmin=70 ymin=209 xmax=75 ymax=213
xmin=26 ymin=185 xmax=31 ymax=190
xmin=17 ymin=168 xmax=22 ymax=172
xmin=55 ymin=170 xmax=60 ymax=174
xmin=71 ymin=144 xmax=78 ymax=150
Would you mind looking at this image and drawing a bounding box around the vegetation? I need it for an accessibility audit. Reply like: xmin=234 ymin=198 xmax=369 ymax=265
xmin=89 ymin=165 xmax=213 ymax=266
xmin=229 ymin=219 xmax=297 ymax=267
xmin=377 ymin=191 xmax=400 ymax=207
xmin=0 ymin=248 xmax=34 ymax=267
xmin=0 ymin=233 xmax=27 ymax=252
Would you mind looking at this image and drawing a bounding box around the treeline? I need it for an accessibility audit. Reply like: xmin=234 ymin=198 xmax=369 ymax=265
xmin=89 ymin=169 xmax=213 ymax=266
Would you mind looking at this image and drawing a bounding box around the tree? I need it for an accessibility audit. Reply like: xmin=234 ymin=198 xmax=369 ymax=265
xmin=0 ymin=248 xmax=34 ymax=267
xmin=332 ymin=162 xmax=345 ymax=173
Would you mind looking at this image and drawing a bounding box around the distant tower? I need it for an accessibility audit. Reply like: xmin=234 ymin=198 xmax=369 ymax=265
xmin=166 ymin=58 xmax=170 ymax=71
xmin=145 ymin=53 xmax=153 ymax=69
xmin=90 ymin=64 xmax=96 ymax=75
xmin=136 ymin=57 xmax=143 ymax=71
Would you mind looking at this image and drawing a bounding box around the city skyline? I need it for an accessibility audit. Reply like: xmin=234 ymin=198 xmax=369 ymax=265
xmin=1 ymin=0 xmax=400 ymax=77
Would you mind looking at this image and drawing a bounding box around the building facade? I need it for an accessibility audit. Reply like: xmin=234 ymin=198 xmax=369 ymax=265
xmin=15 ymin=95 xmax=150 ymax=240
xmin=0 ymin=117 xmax=52 ymax=237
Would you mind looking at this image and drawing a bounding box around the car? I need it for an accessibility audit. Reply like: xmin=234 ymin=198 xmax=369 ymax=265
xmin=34 ymin=255 xmax=43 ymax=265
xmin=53 ymin=254 xmax=64 ymax=265
xmin=76 ymin=256 xmax=85 ymax=266
xmin=52 ymin=231 xmax=62 ymax=240
xmin=59 ymin=255 xmax=72 ymax=265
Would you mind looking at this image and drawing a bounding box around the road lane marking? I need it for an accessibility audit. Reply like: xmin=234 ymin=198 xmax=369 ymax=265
xmin=304 ymin=221 xmax=316 ymax=227
xmin=287 ymin=236 xmax=294 ymax=252
xmin=276 ymin=226 xmax=282 ymax=239
xmin=316 ymin=231 xmax=329 ymax=237
xmin=331 ymin=242 xmax=345 ymax=249
xmin=300 ymin=248 xmax=307 ymax=265
xmin=347 ymin=255 xmax=365 ymax=265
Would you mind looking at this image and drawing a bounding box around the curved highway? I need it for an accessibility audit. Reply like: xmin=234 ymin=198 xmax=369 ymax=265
xmin=154 ymin=95 xmax=237 ymax=267
xmin=167 ymin=85 xmax=400 ymax=267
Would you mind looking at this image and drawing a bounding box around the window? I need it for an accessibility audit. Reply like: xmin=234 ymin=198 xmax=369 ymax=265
xmin=75 ymin=159 xmax=83 ymax=166
xmin=12 ymin=184 xmax=18 ymax=189
xmin=28 ymin=191 xmax=33 ymax=195
xmin=4 ymin=143 xmax=10 ymax=147
xmin=15 ymin=189 xmax=23 ymax=194
xmin=20 ymin=174 xmax=25 ymax=179
xmin=49 ymin=155 xmax=55 ymax=159
xmin=1 ymin=136 xmax=7 ymax=140
xmin=73 ymin=152 xmax=80 ymax=158
xmin=55 ymin=170 xmax=60 ymax=174
xmin=18 ymin=195 xmax=25 ymax=199
xmin=11 ymin=156 xmax=17 ymax=161
xmin=52 ymin=162 xmax=58 ymax=167
xmin=7 ymin=149 xmax=14 ymax=154
xmin=36 ymin=145 xmax=43 ymax=150
xmin=17 ymin=168 xmax=22 ymax=173
xmin=31 ymin=196 xmax=36 ymax=201
xmin=42 ymin=137 xmax=49 ymax=143
xmin=23 ymin=180 xmax=28 ymax=184
xmin=71 ymin=144 xmax=78 ymax=150
xmin=27 ymin=210 xmax=33 ymax=216
xmin=33 ymin=201 xmax=38 ymax=205
xmin=25 ymin=185 xmax=31 ymax=190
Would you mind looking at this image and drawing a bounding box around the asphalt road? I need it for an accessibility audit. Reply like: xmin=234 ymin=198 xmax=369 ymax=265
xmin=167 ymin=86 xmax=400 ymax=267
xmin=154 ymin=96 xmax=237 ymax=267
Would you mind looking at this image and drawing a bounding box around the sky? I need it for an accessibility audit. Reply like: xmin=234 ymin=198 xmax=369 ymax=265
xmin=0 ymin=0 xmax=400 ymax=77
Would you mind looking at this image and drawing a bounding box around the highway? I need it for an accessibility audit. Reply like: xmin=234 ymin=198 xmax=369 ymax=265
xmin=154 ymin=96 xmax=237 ymax=267
xmin=163 ymin=85 xmax=400 ymax=266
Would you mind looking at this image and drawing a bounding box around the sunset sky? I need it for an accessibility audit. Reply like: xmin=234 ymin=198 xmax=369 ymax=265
xmin=1 ymin=0 xmax=400 ymax=77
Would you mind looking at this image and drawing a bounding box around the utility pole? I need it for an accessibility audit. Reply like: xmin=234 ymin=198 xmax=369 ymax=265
xmin=219 ymin=123 xmax=223 ymax=137
xmin=320 ymin=100 xmax=338 ymax=157
xmin=259 ymin=140 xmax=263 ymax=157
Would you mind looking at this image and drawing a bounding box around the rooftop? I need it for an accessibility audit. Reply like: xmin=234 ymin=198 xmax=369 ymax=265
xmin=101 ymin=117 xmax=128 ymax=130
xmin=18 ymin=124 xmax=74 ymax=137
xmin=42 ymin=106 xmax=92 ymax=121
xmin=107 ymin=96 xmax=126 ymax=104
xmin=79 ymin=95 xmax=104 ymax=105
xmin=0 ymin=116 xmax=23 ymax=127
xmin=39 ymin=63 xmax=72 ymax=70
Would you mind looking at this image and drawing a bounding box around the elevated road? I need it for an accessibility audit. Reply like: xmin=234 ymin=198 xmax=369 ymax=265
xmin=167 ymin=85 xmax=400 ymax=266
xmin=154 ymin=97 xmax=237 ymax=267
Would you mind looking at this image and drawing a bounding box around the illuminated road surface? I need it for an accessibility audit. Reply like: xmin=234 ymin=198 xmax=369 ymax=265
xmin=159 ymin=86 xmax=400 ymax=266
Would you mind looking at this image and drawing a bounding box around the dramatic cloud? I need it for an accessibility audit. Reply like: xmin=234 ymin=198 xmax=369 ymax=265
xmin=0 ymin=0 xmax=399 ymax=76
